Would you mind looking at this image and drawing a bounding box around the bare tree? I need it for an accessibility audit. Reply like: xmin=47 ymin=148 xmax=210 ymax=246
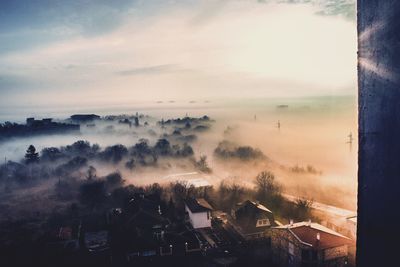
xmin=254 ymin=171 xmax=280 ymax=204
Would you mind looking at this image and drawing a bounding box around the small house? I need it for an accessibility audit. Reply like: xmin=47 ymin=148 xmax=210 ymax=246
xmin=185 ymin=198 xmax=213 ymax=229
xmin=271 ymin=221 xmax=355 ymax=267
xmin=231 ymin=200 xmax=276 ymax=239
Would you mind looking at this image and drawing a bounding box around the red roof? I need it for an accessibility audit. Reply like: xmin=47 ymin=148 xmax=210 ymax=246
xmin=290 ymin=225 xmax=354 ymax=249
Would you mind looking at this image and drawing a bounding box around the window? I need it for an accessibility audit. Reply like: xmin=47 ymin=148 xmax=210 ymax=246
xmin=256 ymin=218 xmax=271 ymax=227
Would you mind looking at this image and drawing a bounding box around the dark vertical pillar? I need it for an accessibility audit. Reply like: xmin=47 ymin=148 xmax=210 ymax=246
xmin=358 ymin=1 xmax=400 ymax=266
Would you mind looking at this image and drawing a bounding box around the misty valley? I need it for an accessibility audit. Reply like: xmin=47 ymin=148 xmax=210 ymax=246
xmin=0 ymin=0 xmax=360 ymax=265
xmin=0 ymin=98 xmax=357 ymax=266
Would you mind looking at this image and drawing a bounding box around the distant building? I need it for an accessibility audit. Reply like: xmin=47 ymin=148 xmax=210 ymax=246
xmin=271 ymin=221 xmax=355 ymax=267
xmin=0 ymin=117 xmax=81 ymax=137
xmin=230 ymin=200 xmax=276 ymax=239
xmin=70 ymin=114 xmax=100 ymax=122
xmin=185 ymin=198 xmax=213 ymax=229
xmin=26 ymin=117 xmax=35 ymax=126
xmin=276 ymin=104 xmax=289 ymax=109
xmin=26 ymin=117 xmax=53 ymax=126
xmin=42 ymin=118 xmax=53 ymax=124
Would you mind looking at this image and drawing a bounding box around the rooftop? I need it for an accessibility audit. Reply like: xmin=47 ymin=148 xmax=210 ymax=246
xmin=275 ymin=222 xmax=354 ymax=249
xmin=128 ymin=209 xmax=169 ymax=228
xmin=185 ymin=198 xmax=213 ymax=213
xmin=237 ymin=200 xmax=272 ymax=213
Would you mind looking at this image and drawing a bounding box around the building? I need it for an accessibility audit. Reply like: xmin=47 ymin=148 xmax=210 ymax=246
xmin=70 ymin=114 xmax=100 ymax=122
xmin=125 ymin=193 xmax=170 ymax=241
xmin=26 ymin=117 xmax=53 ymax=126
xmin=122 ymin=194 xmax=173 ymax=259
xmin=20 ymin=117 xmax=79 ymax=134
xmin=271 ymin=221 xmax=355 ymax=267
xmin=230 ymin=200 xmax=276 ymax=239
xmin=123 ymin=195 xmax=204 ymax=261
xmin=185 ymin=198 xmax=213 ymax=229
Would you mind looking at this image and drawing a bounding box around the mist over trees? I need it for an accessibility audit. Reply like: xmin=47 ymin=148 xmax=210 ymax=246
xmin=100 ymin=144 xmax=128 ymax=163
xmin=25 ymin=145 xmax=39 ymax=164
xmin=0 ymin=135 xmax=198 ymax=189
xmin=214 ymin=140 xmax=266 ymax=161
xmin=0 ymin=113 xmax=319 ymax=263
xmin=194 ymin=155 xmax=212 ymax=173
xmin=254 ymin=171 xmax=280 ymax=200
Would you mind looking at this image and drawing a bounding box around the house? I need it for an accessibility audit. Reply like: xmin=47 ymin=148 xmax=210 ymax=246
xmin=126 ymin=193 xmax=169 ymax=231
xmin=271 ymin=221 xmax=355 ymax=267
xmin=185 ymin=198 xmax=213 ymax=229
xmin=127 ymin=209 xmax=170 ymax=235
xmin=230 ymin=200 xmax=276 ymax=239
xmin=122 ymin=194 xmax=173 ymax=260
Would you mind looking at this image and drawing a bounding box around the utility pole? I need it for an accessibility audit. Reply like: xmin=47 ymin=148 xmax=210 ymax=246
xmin=347 ymin=132 xmax=353 ymax=152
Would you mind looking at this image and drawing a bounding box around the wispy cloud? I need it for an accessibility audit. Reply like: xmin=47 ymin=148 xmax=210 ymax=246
xmin=0 ymin=0 xmax=356 ymax=107
xmin=115 ymin=64 xmax=177 ymax=76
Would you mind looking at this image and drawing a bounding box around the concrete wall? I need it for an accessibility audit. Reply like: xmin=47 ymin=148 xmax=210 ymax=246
xmin=358 ymin=1 xmax=400 ymax=266
xmin=185 ymin=205 xmax=211 ymax=229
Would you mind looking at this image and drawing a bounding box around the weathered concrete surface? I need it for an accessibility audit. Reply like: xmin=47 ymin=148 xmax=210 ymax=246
xmin=358 ymin=1 xmax=400 ymax=266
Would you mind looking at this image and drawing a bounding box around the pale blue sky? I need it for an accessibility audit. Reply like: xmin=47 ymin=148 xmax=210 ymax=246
xmin=0 ymin=0 xmax=356 ymax=107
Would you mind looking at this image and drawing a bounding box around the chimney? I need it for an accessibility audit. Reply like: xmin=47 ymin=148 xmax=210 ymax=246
xmin=290 ymin=219 xmax=294 ymax=226
xmin=316 ymin=232 xmax=320 ymax=241
xmin=307 ymin=219 xmax=312 ymax=226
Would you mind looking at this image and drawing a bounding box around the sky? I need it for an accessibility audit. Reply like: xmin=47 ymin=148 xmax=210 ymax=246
xmin=0 ymin=0 xmax=356 ymax=108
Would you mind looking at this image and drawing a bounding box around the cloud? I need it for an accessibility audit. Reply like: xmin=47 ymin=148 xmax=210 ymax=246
xmin=115 ymin=64 xmax=178 ymax=76
xmin=257 ymin=0 xmax=355 ymax=20
xmin=0 ymin=0 xmax=138 ymax=54
xmin=0 ymin=73 xmax=37 ymax=92
xmin=0 ymin=0 xmax=357 ymax=107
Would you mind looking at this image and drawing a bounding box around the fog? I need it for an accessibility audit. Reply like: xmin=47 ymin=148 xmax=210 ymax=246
xmin=0 ymin=96 xmax=357 ymax=211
